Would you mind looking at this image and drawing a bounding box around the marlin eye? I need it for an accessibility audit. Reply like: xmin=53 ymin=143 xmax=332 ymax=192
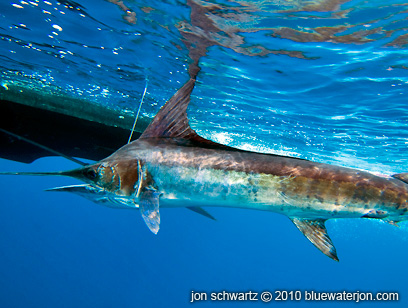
xmin=85 ymin=169 xmax=97 ymax=180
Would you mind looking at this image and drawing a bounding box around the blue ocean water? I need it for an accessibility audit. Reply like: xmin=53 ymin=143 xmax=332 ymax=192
xmin=1 ymin=0 xmax=408 ymax=307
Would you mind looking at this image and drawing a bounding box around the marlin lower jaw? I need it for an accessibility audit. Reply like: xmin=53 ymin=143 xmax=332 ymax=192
xmin=46 ymin=184 xmax=139 ymax=210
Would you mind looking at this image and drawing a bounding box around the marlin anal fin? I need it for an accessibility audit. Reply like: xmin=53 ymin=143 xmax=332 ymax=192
xmin=291 ymin=218 xmax=339 ymax=262
xmin=187 ymin=206 xmax=216 ymax=221
xmin=139 ymin=190 xmax=161 ymax=234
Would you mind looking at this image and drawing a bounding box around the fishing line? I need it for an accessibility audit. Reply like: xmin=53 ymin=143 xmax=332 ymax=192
xmin=0 ymin=128 xmax=87 ymax=166
xmin=128 ymin=76 xmax=149 ymax=144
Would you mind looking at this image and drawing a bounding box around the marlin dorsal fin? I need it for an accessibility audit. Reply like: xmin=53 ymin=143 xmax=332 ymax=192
xmin=140 ymin=78 xmax=198 ymax=139
xmin=392 ymin=173 xmax=408 ymax=184
xmin=140 ymin=78 xmax=235 ymax=150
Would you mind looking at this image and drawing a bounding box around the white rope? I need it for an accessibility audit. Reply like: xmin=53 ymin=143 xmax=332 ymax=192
xmin=128 ymin=77 xmax=148 ymax=144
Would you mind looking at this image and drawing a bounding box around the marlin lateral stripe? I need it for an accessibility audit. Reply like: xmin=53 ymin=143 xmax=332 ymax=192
xmin=2 ymin=78 xmax=408 ymax=261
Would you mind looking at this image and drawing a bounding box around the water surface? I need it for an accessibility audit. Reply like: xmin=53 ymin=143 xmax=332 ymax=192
xmin=0 ymin=0 xmax=408 ymax=307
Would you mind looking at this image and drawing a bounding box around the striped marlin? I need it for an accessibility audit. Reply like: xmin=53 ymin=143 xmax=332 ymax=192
xmin=3 ymin=78 xmax=408 ymax=261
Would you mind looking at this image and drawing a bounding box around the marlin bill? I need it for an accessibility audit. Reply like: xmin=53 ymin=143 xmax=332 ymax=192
xmin=2 ymin=78 xmax=408 ymax=262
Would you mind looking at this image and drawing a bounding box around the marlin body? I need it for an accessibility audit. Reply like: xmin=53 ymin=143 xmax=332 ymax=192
xmin=4 ymin=78 xmax=408 ymax=261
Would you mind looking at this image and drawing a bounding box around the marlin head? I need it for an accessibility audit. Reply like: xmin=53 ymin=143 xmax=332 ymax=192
xmin=50 ymin=159 xmax=142 ymax=199
xmin=52 ymin=157 xmax=161 ymax=233
xmin=0 ymin=158 xmax=142 ymax=205
xmin=46 ymin=159 xmax=144 ymax=210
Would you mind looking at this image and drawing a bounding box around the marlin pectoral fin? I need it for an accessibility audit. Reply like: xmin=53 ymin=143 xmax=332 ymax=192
xmin=291 ymin=218 xmax=339 ymax=262
xmin=139 ymin=190 xmax=161 ymax=234
xmin=186 ymin=206 xmax=216 ymax=221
